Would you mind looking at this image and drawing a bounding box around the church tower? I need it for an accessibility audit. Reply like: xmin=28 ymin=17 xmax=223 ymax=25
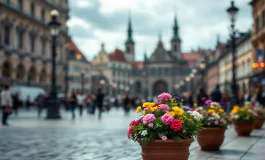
xmin=125 ymin=12 xmax=135 ymax=62
xmin=171 ymin=13 xmax=181 ymax=59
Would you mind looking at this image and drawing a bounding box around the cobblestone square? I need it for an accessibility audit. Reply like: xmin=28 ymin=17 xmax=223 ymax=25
xmin=0 ymin=109 xmax=265 ymax=160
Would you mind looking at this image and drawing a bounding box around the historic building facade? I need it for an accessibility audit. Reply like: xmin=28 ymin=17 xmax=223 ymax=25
xmin=250 ymin=0 xmax=265 ymax=88
xmin=0 ymin=0 xmax=69 ymax=92
xmin=67 ymin=40 xmax=91 ymax=95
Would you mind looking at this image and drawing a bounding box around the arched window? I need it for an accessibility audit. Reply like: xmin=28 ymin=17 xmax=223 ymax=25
xmin=2 ymin=61 xmax=12 ymax=78
xmin=16 ymin=64 xmax=25 ymax=79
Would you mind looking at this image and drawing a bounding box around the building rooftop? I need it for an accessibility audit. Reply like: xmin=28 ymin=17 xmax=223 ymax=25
xmin=109 ymin=49 xmax=128 ymax=63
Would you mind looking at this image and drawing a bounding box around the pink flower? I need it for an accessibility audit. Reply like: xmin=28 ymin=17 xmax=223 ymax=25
xmin=207 ymin=122 xmax=211 ymax=126
xmin=136 ymin=115 xmax=144 ymax=122
xmin=159 ymin=104 xmax=170 ymax=111
xmin=148 ymin=123 xmax=154 ymax=128
xmin=143 ymin=114 xmax=156 ymax=125
xmin=144 ymin=108 xmax=150 ymax=111
xmin=129 ymin=120 xmax=139 ymax=127
xmin=170 ymin=119 xmax=182 ymax=132
xmin=153 ymin=101 xmax=162 ymax=107
xmin=127 ymin=128 xmax=134 ymax=138
xmin=158 ymin=93 xmax=172 ymax=101
xmin=220 ymin=119 xmax=226 ymax=124
xmin=214 ymin=121 xmax=219 ymax=125
xmin=162 ymin=136 xmax=167 ymax=141
xmin=161 ymin=113 xmax=174 ymax=125
xmin=205 ymin=100 xmax=212 ymax=105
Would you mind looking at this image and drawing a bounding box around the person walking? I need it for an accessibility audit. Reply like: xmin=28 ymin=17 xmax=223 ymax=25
xmin=69 ymin=91 xmax=77 ymax=119
xmin=211 ymin=84 xmax=222 ymax=103
xmin=77 ymin=92 xmax=86 ymax=117
xmin=12 ymin=92 xmax=20 ymax=116
xmin=95 ymin=88 xmax=104 ymax=119
xmin=36 ymin=94 xmax=45 ymax=118
xmin=123 ymin=93 xmax=130 ymax=116
xmin=26 ymin=95 xmax=31 ymax=110
xmin=197 ymin=86 xmax=208 ymax=106
xmin=1 ymin=84 xmax=12 ymax=126
xmin=187 ymin=92 xmax=194 ymax=107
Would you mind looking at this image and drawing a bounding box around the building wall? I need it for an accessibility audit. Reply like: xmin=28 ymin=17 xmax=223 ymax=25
xmin=206 ymin=64 xmax=219 ymax=93
xmin=0 ymin=0 xmax=69 ymax=92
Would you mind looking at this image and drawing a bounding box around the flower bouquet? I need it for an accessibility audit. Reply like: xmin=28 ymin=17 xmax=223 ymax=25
xmin=251 ymin=103 xmax=265 ymax=129
xmin=195 ymin=101 xmax=232 ymax=151
xmin=230 ymin=104 xmax=258 ymax=136
xmin=128 ymin=93 xmax=203 ymax=160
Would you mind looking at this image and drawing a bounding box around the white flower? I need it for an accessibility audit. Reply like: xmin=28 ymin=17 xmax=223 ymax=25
xmin=232 ymin=114 xmax=239 ymax=120
xmin=210 ymin=102 xmax=220 ymax=106
xmin=212 ymin=113 xmax=220 ymax=119
xmin=187 ymin=111 xmax=192 ymax=114
xmin=141 ymin=130 xmax=148 ymax=136
xmin=191 ymin=111 xmax=203 ymax=121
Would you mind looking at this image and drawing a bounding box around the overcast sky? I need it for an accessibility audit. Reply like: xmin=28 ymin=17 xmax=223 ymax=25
xmin=67 ymin=0 xmax=252 ymax=61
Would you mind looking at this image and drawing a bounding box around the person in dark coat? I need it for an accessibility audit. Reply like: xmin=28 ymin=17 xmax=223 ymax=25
xmin=197 ymin=86 xmax=208 ymax=106
xmin=211 ymin=84 xmax=222 ymax=103
xmin=12 ymin=92 xmax=20 ymax=116
xmin=69 ymin=91 xmax=77 ymax=119
xmin=95 ymin=88 xmax=104 ymax=119
xmin=187 ymin=92 xmax=194 ymax=107
xmin=123 ymin=93 xmax=130 ymax=116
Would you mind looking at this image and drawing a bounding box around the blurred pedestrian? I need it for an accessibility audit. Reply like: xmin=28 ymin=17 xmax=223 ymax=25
xmin=95 ymin=88 xmax=104 ymax=119
xmin=123 ymin=93 xmax=130 ymax=116
xmin=197 ymin=86 xmax=208 ymax=106
xmin=1 ymin=84 xmax=12 ymax=126
xmin=36 ymin=94 xmax=45 ymax=118
xmin=12 ymin=92 xmax=20 ymax=116
xmin=187 ymin=92 xmax=194 ymax=107
xmin=69 ymin=91 xmax=77 ymax=119
xmin=211 ymin=84 xmax=222 ymax=103
xmin=26 ymin=95 xmax=31 ymax=110
xmin=77 ymin=92 xmax=86 ymax=116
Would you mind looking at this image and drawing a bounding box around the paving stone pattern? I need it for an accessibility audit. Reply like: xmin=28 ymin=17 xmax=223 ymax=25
xmin=0 ymin=109 xmax=264 ymax=160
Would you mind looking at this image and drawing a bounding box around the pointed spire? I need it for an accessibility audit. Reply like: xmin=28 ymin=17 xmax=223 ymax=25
xmin=144 ymin=50 xmax=148 ymax=61
xmin=101 ymin=43 xmax=105 ymax=51
xmin=173 ymin=11 xmax=180 ymax=41
xmin=216 ymin=34 xmax=220 ymax=47
xmin=127 ymin=10 xmax=133 ymax=43
xmin=158 ymin=31 xmax=163 ymax=46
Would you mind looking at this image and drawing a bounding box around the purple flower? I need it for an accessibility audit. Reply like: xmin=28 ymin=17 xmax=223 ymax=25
xmin=181 ymin=106 xmax=192 ymax=111
xmin=214 ymin=121 xmax=219 ymax=125
xmin=207 ymin=122 xmax=211 ymax=126
xmin=152 ymin=111 xmax=156 ymax=114
xmin=205 ymin=100 xmax=212 ymax=105
xmin=220 ymin=119 xmax=226 ymax=124
xmin=136 ymin=115 xmax=144 ymax=122
xmin=162 ymin=136 xmax=167 ymax=141
xmin=201 ymin=97 xmax=207 ymax=101
xmin=174 ymin=96 xmax=180 ymax=101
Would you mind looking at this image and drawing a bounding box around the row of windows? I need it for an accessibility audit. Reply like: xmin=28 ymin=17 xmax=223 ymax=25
xmin=3 ymin=25 xmax=65 ymax=61
xmin=112 ymin=71 xmax=129 ymax=77
xmin=69 ymin=76 xmax=89 ymax=83
xmin=255 ymin=10 xmax=265 ymax=32
xmin=5 ymin=0 xmax=46 ymax=23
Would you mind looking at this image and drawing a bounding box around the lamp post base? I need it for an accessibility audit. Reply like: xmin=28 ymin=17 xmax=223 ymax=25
xmin=45 ymin=97 xmax=61 ymax=119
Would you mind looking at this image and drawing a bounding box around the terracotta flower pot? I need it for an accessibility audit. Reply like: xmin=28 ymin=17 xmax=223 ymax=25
xmin=254 ymin=118 xmax=265 ymax=129
xmin=197 ymin=127 xmax=226 ymax=151
xmin=137 ymin=138 xmax=194 ymax=160
xmin=234 ymin=120 xmax=254 ymax=136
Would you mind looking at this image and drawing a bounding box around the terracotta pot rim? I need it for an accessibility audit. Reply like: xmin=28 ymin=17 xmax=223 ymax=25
xmin=202 ymin=127 xmax=227 ymax=130
xmin=235 ymin=120 xmax=255 ymax=124
xmin=137 ymin=138 xmax=194 ymax=144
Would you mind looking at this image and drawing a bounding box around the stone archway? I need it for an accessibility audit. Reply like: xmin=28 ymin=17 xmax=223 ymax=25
xmin=16 ymin=63 xmax=25 ymax=80
xmin=153 ymin=80 xmax=168 ymax=96
xmin=39 ymin=69 xmax=47 ymax=83
xmin=135 ymin=81 xmax=142 ymax=94
xmin=28 ymin=66 xmax=37 ymax=81
xmin=2 ymin=61 xmax=12 ymax=78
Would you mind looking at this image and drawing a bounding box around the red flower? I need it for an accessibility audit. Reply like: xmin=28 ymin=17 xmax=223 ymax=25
xmin=129 ymin=120 xmax=139 ymax=127
xmin=127 ymin=128 xmax=134 ymax=138
xmin=170 ymin=119 xmax=182 ymax=132
xmin=153 ymin=101 xmax=162 ymax=107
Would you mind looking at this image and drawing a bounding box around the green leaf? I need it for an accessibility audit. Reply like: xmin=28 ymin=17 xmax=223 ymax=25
xmin=141 ymin=137 xmax=149 ymax=146
xmin=172 ymin=136 xmax=181 ymax=142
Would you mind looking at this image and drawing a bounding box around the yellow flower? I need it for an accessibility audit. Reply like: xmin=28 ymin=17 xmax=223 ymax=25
xmin=210 ymin=106 xmax=215 ymax=109
xmin=194 ymin=103 xmax=198 ymax=107
xmin=166 ymin=111 xmax=175 ymax=116
xmin=172 ymin=107 xmax=184 ymax=116
xmin=208 ymin=109 xmax=215 ymax=113
xmin=150 ymin=106 xmax=158 ymax=111
xmin=231 ymin=107 xmax=239 ymax=114
xmin=142 ymin=102 xmax=155 ymax=108
xmin=142 ymin=111 xmax=147 ymax=115
xmin=136 ymin=106 xmax=141 ymax=113
xmin=218 ymin=109 xmax=224 ymax=113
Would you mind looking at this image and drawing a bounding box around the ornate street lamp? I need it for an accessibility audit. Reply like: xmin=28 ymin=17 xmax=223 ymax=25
xmin=46 ymin=10 xmax=61 ymax=119
xmin=227 ymin=0 xmax=239 ymax=105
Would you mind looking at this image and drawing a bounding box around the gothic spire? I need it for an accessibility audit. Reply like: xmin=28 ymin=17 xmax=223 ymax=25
xmin=216 ymin=34 xmax=220 ymax=47
xmin=173 ymin=12 xmax=180 ymax=41
xmin=127 ymin=11 xmax=133 ymax=43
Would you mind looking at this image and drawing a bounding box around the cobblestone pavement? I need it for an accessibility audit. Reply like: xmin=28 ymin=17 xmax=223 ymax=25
xmin=0 ymin=108 xmax=265 ymax=160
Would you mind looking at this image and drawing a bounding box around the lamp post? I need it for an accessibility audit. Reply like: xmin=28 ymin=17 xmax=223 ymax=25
xmin=46 ymin=10 xmax=61 ymax=119
xmin=227 ymin=0 xmax=239 ymax=105
xmin=200 ymin=62 xmax=206 ymax=87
